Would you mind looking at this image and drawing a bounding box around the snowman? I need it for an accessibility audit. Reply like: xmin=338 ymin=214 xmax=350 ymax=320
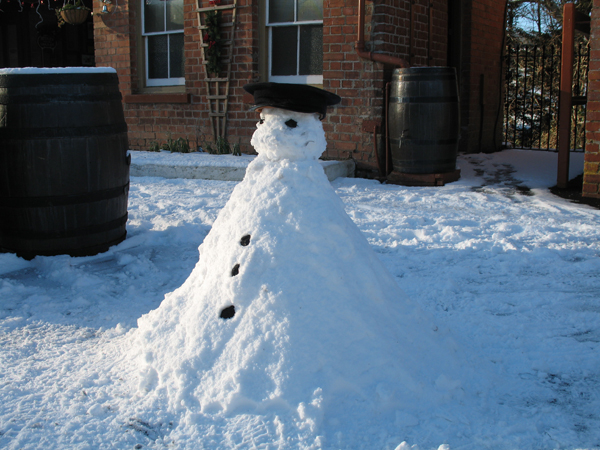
xmin=244 ymin=82 xmax=339 ymax=162
xmin=132 ymin=83 xmax=468 ymax=447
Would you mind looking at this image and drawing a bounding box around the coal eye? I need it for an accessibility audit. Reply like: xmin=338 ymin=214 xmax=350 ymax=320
xmin=285 ymin=119 xmax=297 ymax=128
xmin=259 ymin=118 xmax=265 ymax=125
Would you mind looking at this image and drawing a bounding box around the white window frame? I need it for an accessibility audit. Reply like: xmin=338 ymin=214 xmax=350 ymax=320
xmin=142 ymin=1 xmax=185 ymax=87
xmin=266 ymin=0 xmax=323 ymax=84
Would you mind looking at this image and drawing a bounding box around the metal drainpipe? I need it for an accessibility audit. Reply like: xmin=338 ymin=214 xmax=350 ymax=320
xmin=355 ymin=0 xmax=410 ymax=177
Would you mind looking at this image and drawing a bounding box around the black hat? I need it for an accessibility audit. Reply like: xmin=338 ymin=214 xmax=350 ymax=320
xmin=243 ymin=82 xmax=341 ymax=119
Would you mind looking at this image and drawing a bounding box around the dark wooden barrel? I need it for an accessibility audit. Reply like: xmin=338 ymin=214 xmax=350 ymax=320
xmin=0 ymin=69 xmax=130 ymax=259
xmin=388 ymin=67 xmax=460 ymax=174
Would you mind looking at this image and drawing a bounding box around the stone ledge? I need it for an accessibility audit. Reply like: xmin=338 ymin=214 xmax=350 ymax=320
xmin=129 ymin=151 xmax=355 ymax=182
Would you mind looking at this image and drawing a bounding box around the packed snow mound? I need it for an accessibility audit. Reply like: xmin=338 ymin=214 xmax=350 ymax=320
xmin=133 ymin=157 xmax=470 ymax=446
xmin=130 ymin=107 xmax=477 ymax=447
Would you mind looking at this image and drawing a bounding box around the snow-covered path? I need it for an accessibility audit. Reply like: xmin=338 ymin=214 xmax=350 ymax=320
xmin=1 ymin=150 xmax=599 ymax=449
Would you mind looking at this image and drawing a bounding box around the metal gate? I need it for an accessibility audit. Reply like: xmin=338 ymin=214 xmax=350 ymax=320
xmin=503 ymin=43 xmax=589 ymax=151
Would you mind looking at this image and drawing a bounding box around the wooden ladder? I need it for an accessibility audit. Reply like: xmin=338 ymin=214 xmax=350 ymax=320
xmin=196 ymin=0 xmax=238 ymax=140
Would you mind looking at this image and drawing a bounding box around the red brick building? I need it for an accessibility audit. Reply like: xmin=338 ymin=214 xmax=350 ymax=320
xmin=3 ymin=0 xmax=600 ymax=194
xmin=92 ymin=0 xmax=507 ymax=177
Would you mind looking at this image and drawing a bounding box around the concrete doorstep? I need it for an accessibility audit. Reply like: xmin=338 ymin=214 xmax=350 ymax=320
xmin=129 ymin=151 xmax=356 ymax=182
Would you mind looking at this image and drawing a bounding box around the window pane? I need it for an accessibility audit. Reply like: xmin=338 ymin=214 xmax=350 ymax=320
xmin=299 ymin=25 xmax=322 ymax=75
xmin=298 ymin=0 xmax=323 ymax=21
xmin=169 ymin=33 xmax=185 ymax=78
xmin=271 ymin=27 xmax=298 ymax=76
xmin=144 ymin=0 xmax=165 ymax=33
xmin=166 ymin=0 xmax=184 ymax=31
xmin=148 ymin=35 xmax=168 ymax=79
xmin=269 ymin=0 xmax=294 ymax=23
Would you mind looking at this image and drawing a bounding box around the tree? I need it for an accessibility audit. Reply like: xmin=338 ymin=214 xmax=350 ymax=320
xmin=507 ymin=0 xmax=591 ymax=46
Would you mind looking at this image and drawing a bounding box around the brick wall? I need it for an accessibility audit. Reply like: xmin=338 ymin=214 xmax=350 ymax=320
xmin=583 ymin=3 xmax=600 ymax=198
xmin=93 ymin=0 xmax=259 ymax=154
xmin=93 ymin=0 xmax=507 ymax=175
xmin=93 ymin=0 xmax=136 ymax=95
xmin=371 ymin=0 xmax=447 ymax=67
xmin=322 ymin=0 xmax=449 ymax=175
xmin=322 ymin=0 xmax=382 ymax=168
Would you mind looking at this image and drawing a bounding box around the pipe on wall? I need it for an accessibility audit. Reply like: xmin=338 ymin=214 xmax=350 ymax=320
xmin=355 ymin=0 xmax=409 ymax=178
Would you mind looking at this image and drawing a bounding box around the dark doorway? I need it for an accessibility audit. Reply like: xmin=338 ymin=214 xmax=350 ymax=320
xmin=0 ymin=0 xmax=94 ymax=68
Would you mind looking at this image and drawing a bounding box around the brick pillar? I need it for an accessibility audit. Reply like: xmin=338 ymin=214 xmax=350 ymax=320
xmin=583 ymin=3 xmax=600 ymax=198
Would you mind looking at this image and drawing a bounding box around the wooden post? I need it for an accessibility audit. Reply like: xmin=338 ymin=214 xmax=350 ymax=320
xmin=557 ymin=3 xmax=575 ymax=188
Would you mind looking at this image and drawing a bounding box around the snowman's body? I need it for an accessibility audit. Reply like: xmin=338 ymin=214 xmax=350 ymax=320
xmin=133 ymin=107 xmax=468 ymax=448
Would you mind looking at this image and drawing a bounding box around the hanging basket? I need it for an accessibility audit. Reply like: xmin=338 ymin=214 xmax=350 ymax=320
xmin=60 ymin=8 xmax=89 ymax=25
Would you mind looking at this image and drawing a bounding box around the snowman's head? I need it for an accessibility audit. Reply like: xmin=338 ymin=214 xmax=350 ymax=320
xmin=250 ymin=107 xmax=327 ymax=161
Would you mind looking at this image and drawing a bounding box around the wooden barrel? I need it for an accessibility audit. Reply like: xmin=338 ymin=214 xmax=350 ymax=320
xmin=388 ymin=67 xmax=460 ymax=174
xmin=0 ymin=69 xmax=130 ymax=259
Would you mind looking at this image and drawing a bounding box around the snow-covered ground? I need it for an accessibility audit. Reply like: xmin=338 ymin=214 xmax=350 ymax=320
xmin=1 ymin=150 xmax=599 ymax=450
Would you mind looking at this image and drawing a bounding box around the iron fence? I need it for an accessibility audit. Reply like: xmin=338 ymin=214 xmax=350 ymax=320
xmin=504 ymin=43 xmax=589 ymax=152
